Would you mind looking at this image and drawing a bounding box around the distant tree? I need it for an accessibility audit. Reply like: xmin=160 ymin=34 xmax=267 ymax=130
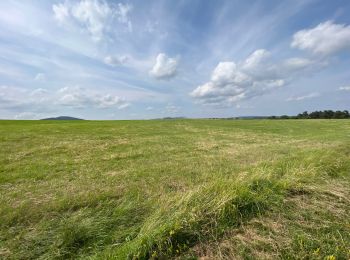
xmin=309 ymin=111 xmax=319 ymax=119
xmin=306 ymin=110 xmax=349 ymax=119
xmin=334 ymin=110 xmax=345 ymax=119
xmin=268 ymin=110 xmax=349 ymax=120
xmin=324 ymin=110 xmax=334 ymax=119
xmin=297 ymin=111 xmax=309 ymax=119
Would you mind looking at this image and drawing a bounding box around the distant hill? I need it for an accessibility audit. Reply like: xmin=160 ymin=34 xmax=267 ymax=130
xmin=208 ymin=116 xmax=269 ymax=120
xmin=162 ymin=117 xmax=187 ymax=120
xmin=41 ymin=116 xmax=83 ymax=120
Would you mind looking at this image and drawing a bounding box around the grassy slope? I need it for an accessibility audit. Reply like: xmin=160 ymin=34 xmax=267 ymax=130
xmin=0 ymin=119 xmax=349 ymax=259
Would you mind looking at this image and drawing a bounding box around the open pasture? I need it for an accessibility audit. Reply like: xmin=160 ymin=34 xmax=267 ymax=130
xmin=0 ymin=119 xmax=349 ymax=259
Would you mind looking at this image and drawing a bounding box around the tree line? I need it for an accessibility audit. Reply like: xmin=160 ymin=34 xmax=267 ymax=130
xmin=269 ymin=110 xmax=350 ymax=119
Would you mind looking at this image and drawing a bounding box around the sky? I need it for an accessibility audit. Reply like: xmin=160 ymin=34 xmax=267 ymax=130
xmin=0 ymin=0 xmax=350 ymax=120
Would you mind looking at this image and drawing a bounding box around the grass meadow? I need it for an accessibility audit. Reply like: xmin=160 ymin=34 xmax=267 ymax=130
xmin=0 ymin=119 xmax=349 ymax=259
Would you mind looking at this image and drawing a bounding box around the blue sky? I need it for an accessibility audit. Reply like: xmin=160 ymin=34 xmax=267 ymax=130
xmin=0 ymin=0 xmax=350 ymax=119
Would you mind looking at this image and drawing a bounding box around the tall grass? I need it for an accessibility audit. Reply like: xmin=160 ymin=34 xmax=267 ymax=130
xmin=99 ymin=147 xmax=350 ymax=259
xmin=0 ymin=120 xmax=349 ymax=259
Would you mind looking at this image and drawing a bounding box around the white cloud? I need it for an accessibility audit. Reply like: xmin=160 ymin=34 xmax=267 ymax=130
xmin=116 ymin=3 xmax=133 ymax=32
xmin=197 ymin=21 xmax=342 ymax=107
xmin=291 ymin=21 xmax=350 ymax=56
xmin=14 ymin=112 xmax=39 ymax=120
xmin=339 ymin=86 xmax=350 ymax=91
xmin=104 ymin=55 xmax=128 ymax=66
xmin=286 ymin=92 xmax=320 ymax=101
xmin=57 ymin=86 xmax=129 ymax=109
xmin=71 ymin=0 xmax=111 ymax=41
xmin=191 ymin=50 xmax=287 ymax=106
xmin=150 ymin=53 xmax=179 ymax=80
xmin=0 ymin=85 xmax=31 ymax=109
xmin=35 ymin=73 xmax=46 ymax=81
xmin=53 ymin=3 xmax=70 ymax=23
xmin=212 ymin=62 xmax=251 ymax=86
xmin=52 ymin=0 xmax=133 ymax=41
xmin=0 ymin=85 xmax=130 ymax=114
xmin=30 ymin=88 xmax=48 ymax=96
xmin=117 ymin=103 xmax=130 ymax=109
xmin=242 ymin=49 xmax=270 ymax=71
xmin=283 ymin=58 xmax=313 ymax=70
xmin=98 ymin=94 xmax=129 ymax=109
xmin=164 ymin=104 xmax=180 ymax=114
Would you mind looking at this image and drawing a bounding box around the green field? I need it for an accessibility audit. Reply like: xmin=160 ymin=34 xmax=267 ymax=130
xmin=0 ymin=119 xmax=349 ymax=259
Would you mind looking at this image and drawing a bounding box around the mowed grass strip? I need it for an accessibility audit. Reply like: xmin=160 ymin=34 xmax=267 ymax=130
xmin=0 ymin=119 xmax=349 ymax=259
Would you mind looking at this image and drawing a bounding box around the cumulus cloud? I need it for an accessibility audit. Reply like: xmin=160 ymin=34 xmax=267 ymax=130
xmin=57 ymin=86 xmax=129 ymax=109
xmin=191 ymin=21 xmax=350 ymax=107
xmin=190 ymin=50 xmax=293 ymax=106
xmin=193 ymin=21 xmax=350 ymax=107
xmin=53 ymin=0 xmax=133 ymax=41
xmin=104 ymin=55 xmax=129 ymax=66
xmin=339 ymin=86 xmax=350 ymax=91
xmin=194 ymin=21 xmax=349 ymax=108
xmin=286 ymin=92 xmax=320 ymax=101
xmin=242 ymin=49 xmax=270 ymax=72
xmin=0 ymin=85 xmax=130 ymax=116
xmin=291 ymin=21 xmax=350 ymax=56
xmin=149 ymin=53 xmax=179 ymax=80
